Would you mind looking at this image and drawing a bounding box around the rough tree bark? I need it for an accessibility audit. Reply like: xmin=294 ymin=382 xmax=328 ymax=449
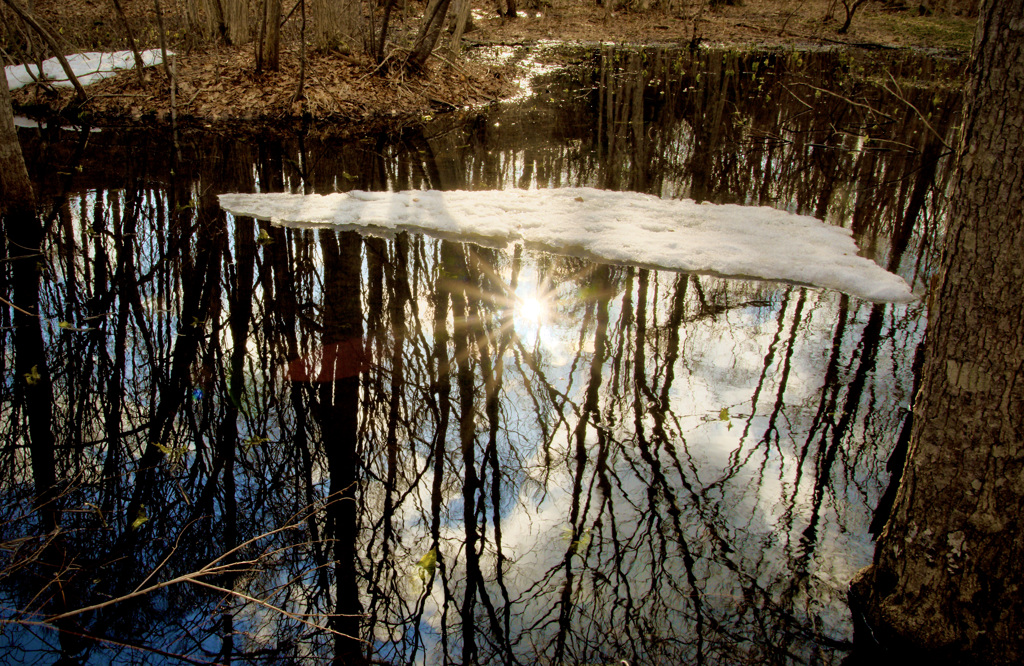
xmin=849 ymin=0 xmax=1024 ymax=662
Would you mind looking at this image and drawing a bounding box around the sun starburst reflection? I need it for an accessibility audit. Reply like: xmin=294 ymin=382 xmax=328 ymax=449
xmin=517 ymin=295 xmax=547 ymax=325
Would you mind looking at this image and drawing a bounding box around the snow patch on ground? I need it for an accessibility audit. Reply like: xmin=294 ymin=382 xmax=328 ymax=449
xmin=6 ymin=50 xmax=170 ymax=91
xmin=219 ymin=187 xmax=916 ymax=303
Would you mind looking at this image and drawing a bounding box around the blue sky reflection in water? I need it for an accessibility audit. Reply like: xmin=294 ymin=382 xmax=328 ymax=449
xmin=0 ymin=46 xmax=962 ymax=664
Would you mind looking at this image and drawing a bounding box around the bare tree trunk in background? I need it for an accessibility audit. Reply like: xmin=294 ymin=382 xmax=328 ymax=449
xmin=849 ymin=0 xmax=1024 ymax=662
xmin=312 ymin=0 xmax=358 ymax=54
xmin=293 ymin=0 xmax=306 ymax=102
xmin=153 ymin=0 xmax=172 ymax=80
xmin=258 ymin=0 xmax=281 ymax=72
xmin=256 ymin=0 xmax=267 ymax=71
xmin=1 ymin=45 xmax=32 ymax=194
xmin=184 ymin=0 xmax=225 ymax=42
xmin=405 ymin=0 xmax=452 ymax=73
xmin=376 ymin=0 xmax=399 ymax=63
xmin=210 ymin=0 xmax=229 ymax=41
xmin=448 ymin=0 xmax=472 ymax=57
xmin=497 ymin=0 xmax=517 ymax=18
xmin=185 ymin=0 xmax=249 ymax=44
xmin=223 ymin=0 xmax=250 ymax=43
xmin=109 ymin=0 xmax=145 ymax=84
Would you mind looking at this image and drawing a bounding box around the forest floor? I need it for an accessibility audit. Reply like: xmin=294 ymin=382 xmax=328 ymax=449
xmin=6 ymin=0 xmax=975 ymax=129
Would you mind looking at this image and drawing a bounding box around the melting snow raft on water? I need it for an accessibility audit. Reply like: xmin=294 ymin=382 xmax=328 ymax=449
xmin=218 ymin=187 xmax=916 ymax=304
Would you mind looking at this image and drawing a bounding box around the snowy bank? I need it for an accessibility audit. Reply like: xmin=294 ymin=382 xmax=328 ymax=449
xmin=219 ymin=187 xmax=916 ymax=303
xmin=6 ymin=50 xmax=170 ymax=91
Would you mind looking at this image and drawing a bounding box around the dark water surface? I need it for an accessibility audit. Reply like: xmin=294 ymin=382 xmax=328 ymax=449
xmin=2 ymin=47 xmax=962 ymax=664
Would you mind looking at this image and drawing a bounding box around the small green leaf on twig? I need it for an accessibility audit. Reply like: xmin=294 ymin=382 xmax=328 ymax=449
xmin=131 ymin=506 xmax=148 ymax=530
xmin=242 ymin=435 xmax=270 ymax=452
xmin=561 ymin=527 xmax=591 ymax=555
xmin=153 ymin=442 xmax=187 ymax=466
xmin=24 ymin=365 xmax=41 ymax=386
xmin=416 ymin=548 xmax=437 ymax=580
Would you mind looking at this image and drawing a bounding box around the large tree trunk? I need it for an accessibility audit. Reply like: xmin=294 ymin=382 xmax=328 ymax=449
xmin=849 ymin=0 xmax=1024 ymax=662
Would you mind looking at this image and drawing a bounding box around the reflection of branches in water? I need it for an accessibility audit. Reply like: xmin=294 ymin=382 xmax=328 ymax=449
xmin=2 ymin=496 xmax=360 ymax=663
xmin=467 ymin=247 xmax=518 ymax=663
xmin=799 ymin=302 xmax=887 ymax=554
xmin=470 ymin=48 xmax=958 ymax=282
xmin=624 ymin=269 xmax=704 ymax=660
xmin=3 ymin=57 xmax=946 ymax=658
xmin=3 ymin=209 xmax=917 ymax=664
xmin=711 ymin=288 xmax=796 ymax=492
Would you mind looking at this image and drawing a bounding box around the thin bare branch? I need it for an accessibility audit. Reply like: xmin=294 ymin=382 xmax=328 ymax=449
xmin=0 ymin=294 xmax=39 ymax=317
xmin=0 ymin=0 xmax=87 ymax=101
xmin=790 ymin=82 xmax=896 ymax=120
xmin=883 ymin=71 xmax=953 ymax=150
xmin=188 ymin=578 xmax=367 ymax=641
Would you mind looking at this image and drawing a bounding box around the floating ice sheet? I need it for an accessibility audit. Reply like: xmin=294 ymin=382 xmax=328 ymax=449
xmin=219 ymin=187 xmax=916 ymax=303
xmin=6 ymin=49 xmax=170 ymax=91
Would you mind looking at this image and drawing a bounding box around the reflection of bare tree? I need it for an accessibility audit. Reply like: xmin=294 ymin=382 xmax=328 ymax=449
xmin=2 ymin=46 xmax=954 ymax=663
xmin=318 ymin=229 xmax=366 ymax=664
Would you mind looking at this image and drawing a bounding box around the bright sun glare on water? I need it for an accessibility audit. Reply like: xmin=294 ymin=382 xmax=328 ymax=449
xmin=517 ymin=296 xmax=546 ymax=324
